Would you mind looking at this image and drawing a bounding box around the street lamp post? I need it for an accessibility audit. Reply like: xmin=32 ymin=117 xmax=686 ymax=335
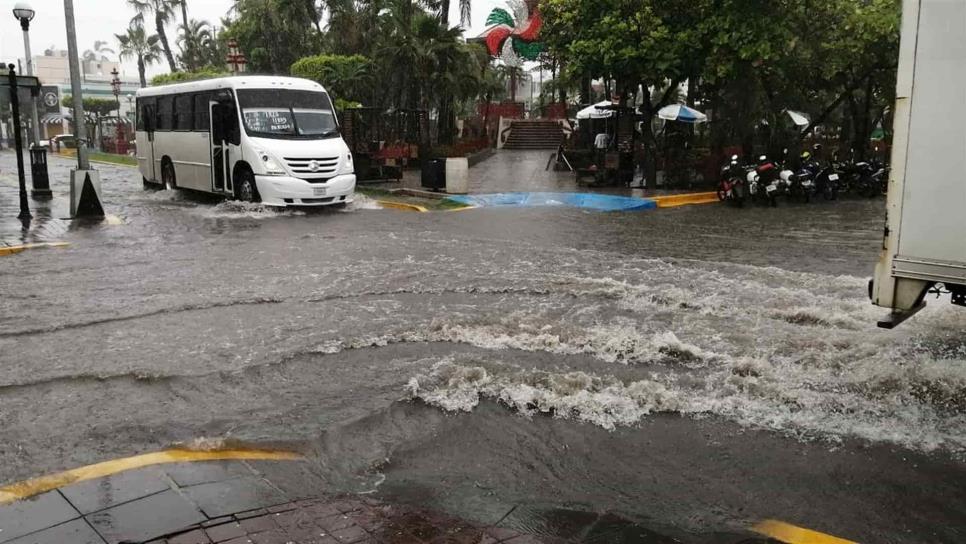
xmin=110 ymin=67 xmax=123 ymax=154
xmin=12 ymin=1 xmax=52 ymax=198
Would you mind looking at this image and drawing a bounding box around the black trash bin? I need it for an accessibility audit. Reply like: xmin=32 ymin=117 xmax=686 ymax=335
xmin=421 ymin=158 xmax=446 ymax=191
xmin=29 ymin=146 xmax=52 ymax=198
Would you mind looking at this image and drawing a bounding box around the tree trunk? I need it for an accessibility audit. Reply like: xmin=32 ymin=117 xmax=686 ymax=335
xmin=439 ymin=0 xmax=451 ymax=23
xmin=157 ymin=13 xmax=178 ymax=72
xmin=510 ymin=71 xmax=517 ymax=103
xmin=181 ymin=0 xmax=188 ymax=29
xmin=306 ymin=0 xmax=322 ymax=33
xmin=138 ymin=57 xmax=147 ymax=88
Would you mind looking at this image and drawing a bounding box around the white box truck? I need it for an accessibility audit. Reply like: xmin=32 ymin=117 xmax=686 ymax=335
xmin=871 ymin=0 xmax=966 ymax=328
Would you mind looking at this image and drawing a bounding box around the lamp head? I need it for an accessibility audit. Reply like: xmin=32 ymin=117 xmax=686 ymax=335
xmin=13 ymin=2 xmax=35 ymax=30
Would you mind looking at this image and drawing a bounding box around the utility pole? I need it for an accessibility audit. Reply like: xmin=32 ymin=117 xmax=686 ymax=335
xmin=64 ymin=0 xmax=104 ymax=217
xmin=64 ymin=0 xmax=87 ymax=170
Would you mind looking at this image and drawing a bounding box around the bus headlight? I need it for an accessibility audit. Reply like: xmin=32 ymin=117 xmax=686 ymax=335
xmin=256 ymin=149 xmax=285 ymax=175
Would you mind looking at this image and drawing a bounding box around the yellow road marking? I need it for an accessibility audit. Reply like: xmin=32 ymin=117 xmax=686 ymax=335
xmin=650 ymin=192 xmax=720 ymax=208
xmin=445 ymin=205 xmax=478 ymax=212
xmin=0 ymin=242 xmax=70 ymax=256
xmin=376 ymin=200 xmax=429 ymax=213
xmin=0 ymin=447 xmax=303 ymax=505
xmin=754 ymin=520 xmax=858 ymax=544
xmin=104 ymin=214 xmax=125 ymax=225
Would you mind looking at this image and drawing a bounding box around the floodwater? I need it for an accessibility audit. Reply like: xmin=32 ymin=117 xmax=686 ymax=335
xmin=1 ymin=152 xmax=965 ymax=542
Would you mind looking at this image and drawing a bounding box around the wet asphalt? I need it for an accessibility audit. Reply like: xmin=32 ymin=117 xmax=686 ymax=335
xmin=1 ymin=150 xmax=964 ymax=543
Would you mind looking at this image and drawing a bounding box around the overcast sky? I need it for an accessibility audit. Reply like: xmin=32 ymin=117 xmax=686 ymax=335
xmin=0 ymin=0 xmax=505 ymax=81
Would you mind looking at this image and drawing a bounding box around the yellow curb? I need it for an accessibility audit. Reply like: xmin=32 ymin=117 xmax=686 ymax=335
xmin=0 ymin=242 xmax=70 ymax=256
xmin=445 ymin=205 xmax=478 ymax=212
xmin=651 ymin=192 xmax=720 ymax=208
xmin=754 ymin=520 xmax=858 ymax=544
xmin=0 ymin=447 xmax=303 ymax=506
xmin=376 ymin=200 xmax=429 ymax=213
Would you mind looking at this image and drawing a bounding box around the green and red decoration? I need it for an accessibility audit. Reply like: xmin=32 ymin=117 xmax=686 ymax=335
xmin=482 ymin=0 xmax=544 ymax=67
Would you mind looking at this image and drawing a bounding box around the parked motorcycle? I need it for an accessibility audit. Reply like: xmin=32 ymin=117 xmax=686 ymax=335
xmin=717 ymin=154 xmax=747 ymax=206
xmin=836 ymin=149 xmax=884 ymax=198
xmin=747 ymin=155 xmax=781 ymax=207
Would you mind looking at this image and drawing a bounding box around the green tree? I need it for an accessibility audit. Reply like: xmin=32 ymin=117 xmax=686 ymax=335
xmin=150 ymin=68 xmax=228 ymax=86
xmin=224 ymin=0 xmax=322 ymax=73
xmin=128 ymin=0 xmax=180 ymax=73
xmin=62 ymin=96 xmax=121 ymax=151
xmin=291 ymin=54 xmax=371 ymax=102
xmin=83 ymin=40 xmax=116 ymax=62
xmin=178 ymin=19 xmax=225 ymax=71
xmin=117 ymin=22 xmax=163 ymax=88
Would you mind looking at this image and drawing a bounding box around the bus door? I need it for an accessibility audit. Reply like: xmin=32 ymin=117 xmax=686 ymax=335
xmin=210 ymin=101 xmax=231 ymax=194
xmin=136 ymin=99 xmax=157 ymax=181
xmin=210 ymin=93 xmax=239 ymax=194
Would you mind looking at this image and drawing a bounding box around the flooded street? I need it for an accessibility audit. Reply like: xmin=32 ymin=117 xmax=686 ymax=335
xmin=2 ymin=152 xmax=965 ymax=543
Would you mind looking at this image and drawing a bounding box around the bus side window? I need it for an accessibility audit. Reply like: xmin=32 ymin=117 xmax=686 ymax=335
xmin=175 ymin=95 xmax=193 ymax=131
xmin=138 ymin=98 xmax=155 ymax=132
xmin=193 ymin=93 xmax=210 ymax=131
xmin=157 ymin=96 xmax=173 ymax=131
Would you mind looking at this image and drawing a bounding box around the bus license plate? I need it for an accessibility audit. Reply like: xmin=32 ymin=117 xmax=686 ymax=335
xmin=313 ymin=187 xmax=327 ymax=196
xmin=766 ymin=184 xmax=777 ymax=193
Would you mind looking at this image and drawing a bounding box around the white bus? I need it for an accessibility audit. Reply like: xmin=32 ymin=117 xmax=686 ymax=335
xmin=135 ymin=76 xmax=355 ymax=207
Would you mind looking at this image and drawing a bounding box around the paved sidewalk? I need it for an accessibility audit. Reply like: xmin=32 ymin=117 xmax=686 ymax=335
xmin=0 ymin=459 xmax=550 ymax=544
xmin=0 ymin=151 xmax=70 ymax=248
xmin=0 ymin=457 xmax=779 ymax=544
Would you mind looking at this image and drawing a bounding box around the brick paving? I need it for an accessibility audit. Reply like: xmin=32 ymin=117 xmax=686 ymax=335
xmin=0 ymin=460 xmax=547 ymax=544
xmin=149 ymin=497 xmax=538 ymax=544
xmin=0 ymin=150 xmax=71 ymax=248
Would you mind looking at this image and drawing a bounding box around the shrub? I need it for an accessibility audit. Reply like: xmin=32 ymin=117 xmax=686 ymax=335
xmin=151 ymin=69 xmax=229 ymax=86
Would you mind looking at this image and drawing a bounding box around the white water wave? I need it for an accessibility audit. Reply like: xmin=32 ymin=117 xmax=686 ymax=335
xmin=407 ymin=349 xmax=966 ymax=452
xmin=406 ymin=359 xmax=682 ymax=430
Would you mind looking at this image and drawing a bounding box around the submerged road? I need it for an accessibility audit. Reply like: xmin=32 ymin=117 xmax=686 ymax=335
xmin=1 ymin=151 xmax=964 ymax=543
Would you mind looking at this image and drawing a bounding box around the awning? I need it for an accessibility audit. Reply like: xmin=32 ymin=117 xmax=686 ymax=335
xmin=40 ymin=113 xmax=70 ymax=124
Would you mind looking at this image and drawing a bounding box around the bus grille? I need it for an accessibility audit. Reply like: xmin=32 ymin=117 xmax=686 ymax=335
xmin=284 ymin=157 xmax=340 ymax=177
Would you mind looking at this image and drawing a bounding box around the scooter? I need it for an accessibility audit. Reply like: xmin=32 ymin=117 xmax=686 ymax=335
xmin=717 ymin=154 xmax=747 ymax=207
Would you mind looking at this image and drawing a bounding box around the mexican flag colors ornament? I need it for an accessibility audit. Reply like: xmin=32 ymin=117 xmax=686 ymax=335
xmin=482 ymin=0 xmax=545 ymax=67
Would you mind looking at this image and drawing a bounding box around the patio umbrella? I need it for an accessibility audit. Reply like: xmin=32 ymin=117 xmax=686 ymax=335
xmin=786 ymin=109 xmax=810 ymax=127
xmin=576 ymin=100 xmax=618 ymax=120
xmin=657 ymin=104 xmax=707 ymax=123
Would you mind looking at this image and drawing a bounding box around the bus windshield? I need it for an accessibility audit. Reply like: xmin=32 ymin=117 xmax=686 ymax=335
xmin=237 ymin=89 xmax=339 ymax=140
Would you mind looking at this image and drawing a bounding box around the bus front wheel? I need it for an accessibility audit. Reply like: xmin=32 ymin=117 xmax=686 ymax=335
xmin=235 ymin=170 xmax=260 ymax=203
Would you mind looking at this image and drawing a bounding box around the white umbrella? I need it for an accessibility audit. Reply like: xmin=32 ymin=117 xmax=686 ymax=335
xmin=786 ymin=110 xmax=810 ymax=126
xmin=657 ymin=104 xmax=708 ymax=124
xmin=576 ymin=100 xmax=618 ymax=120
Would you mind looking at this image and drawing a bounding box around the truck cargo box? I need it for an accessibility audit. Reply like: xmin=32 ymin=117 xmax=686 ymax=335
xmin=871 ymin=0 xmax=966 ymax=328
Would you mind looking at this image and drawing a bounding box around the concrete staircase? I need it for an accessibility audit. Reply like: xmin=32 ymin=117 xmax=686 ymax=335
xmin=503 ymin=120 xmax=565 ymax=150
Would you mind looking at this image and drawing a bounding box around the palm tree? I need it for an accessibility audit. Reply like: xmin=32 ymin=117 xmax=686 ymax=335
xmin=127 ymin=0 xmax=179 ymax=73
xmin=177 ymin=19 xmax=219 ymax=70
xmin=117 ymin=23 xmax=163 ymax=87
xmin=178 ymin=0 xmax=188 ymax=31
xmin=438 ymin=0 xmax=470 ymax=27
xmin=83 ymin=40 xmax=117 ymax=62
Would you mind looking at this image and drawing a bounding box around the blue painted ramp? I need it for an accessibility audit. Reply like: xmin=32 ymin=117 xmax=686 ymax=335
xmin=446 ymin=192 xmax=657 ymax=212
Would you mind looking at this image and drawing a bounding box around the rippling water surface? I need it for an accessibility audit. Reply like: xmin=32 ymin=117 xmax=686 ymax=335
xmin=2 ymin=155 xmax=964 ymax=542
